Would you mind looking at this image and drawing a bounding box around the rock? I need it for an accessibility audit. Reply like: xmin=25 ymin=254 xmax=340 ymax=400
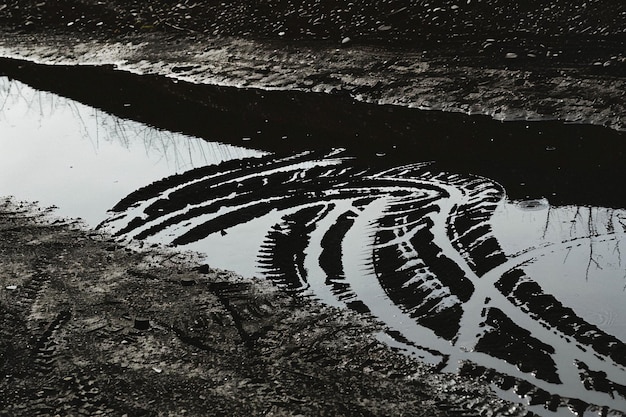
xmin=134 ymin=317 xmax=150 ymax=330
xmin=180 ymin=277 xmax=196 ymax=286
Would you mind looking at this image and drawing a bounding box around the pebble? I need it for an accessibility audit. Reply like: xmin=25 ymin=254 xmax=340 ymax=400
xmin=5 ymin=285 xmax=17 ymax=290
xmin=341 ymin=37 xmax=351 ymax=45
xmin=505 ymin=52 xmax=518 ymax=59
xmin=134 ymin=317 xmax=150 ymax=330
xmin=180 ymin=277 xmax=196 ymax=286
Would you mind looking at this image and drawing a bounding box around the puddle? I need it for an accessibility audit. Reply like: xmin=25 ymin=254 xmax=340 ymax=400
xmin=2 ymin=71 xmax=626 ymax=417
xmin=0 ymin=76 xmax=264 ymax=224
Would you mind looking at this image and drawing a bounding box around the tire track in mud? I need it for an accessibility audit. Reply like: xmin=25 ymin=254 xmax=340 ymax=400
xmin=31 ymin=309 xmax=71 ymax=375
xmin=0 ymin=202 xmax=111 ymax=416
xmin=101 ymin=150 xmax=626 ymax=417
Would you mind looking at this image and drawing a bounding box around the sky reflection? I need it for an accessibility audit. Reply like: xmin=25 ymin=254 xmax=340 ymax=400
xmin=0 ymin=77 xmax=265 ymax=224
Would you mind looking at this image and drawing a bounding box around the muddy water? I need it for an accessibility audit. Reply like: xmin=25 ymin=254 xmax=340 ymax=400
xmin=2 ymin=74 xmax=626 ymax=417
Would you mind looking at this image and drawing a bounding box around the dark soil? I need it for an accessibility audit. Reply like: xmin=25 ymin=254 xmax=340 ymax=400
xmin=1 ymin=0 xmax=624 ymax=131
xmin=1 ymin=0 xmax=624 ymax=42
xmin=0 ymin=1 xmax=624 ymax=416
xmin=0 ymin=198 xmax=527 ymax=416
xmin=1 ymin=0 xmax=624 ymax=66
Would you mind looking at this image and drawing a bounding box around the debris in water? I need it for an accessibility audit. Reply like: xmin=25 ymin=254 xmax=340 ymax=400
xmin=516 ymin=198 xmax=549 ymax=211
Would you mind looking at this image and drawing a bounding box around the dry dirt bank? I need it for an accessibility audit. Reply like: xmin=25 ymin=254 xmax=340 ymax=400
xmin=0 ymin=198 xmax=528 ymax=416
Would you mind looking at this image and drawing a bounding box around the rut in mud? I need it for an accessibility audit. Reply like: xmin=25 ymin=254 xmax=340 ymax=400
xmin=0 ymin=198 xmax=533 ymax=416
xmin=101 ymin=150 xmax=626 ymax=416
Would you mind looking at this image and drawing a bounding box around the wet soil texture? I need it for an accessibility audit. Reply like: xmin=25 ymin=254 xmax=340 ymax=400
xmin=1 ymin=0 xmax=625 ymax=130
xmin=1 ymin=1 xmax=625 ymax=416
xmin=0 ymin=198 xmax=526 ymax=416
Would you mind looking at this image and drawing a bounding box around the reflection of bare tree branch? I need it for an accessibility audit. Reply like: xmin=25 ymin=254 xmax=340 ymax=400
xmin=0 ymin=77 xmax=13 ymax=114
xmin=537 ymin=204 xmax=626 ymax=284
xmin=570 ymin=206 xmax=582 ymax=236
xmin=1 ymin=77 xmax=250 ymax=177
xmin=586 ymin=208 xmax=603 ymax=280
xmin=542 ymin=205 xmax=552 ymax=239
xmin=94 ymin=108 xmax=99 ymax=149
xmin=563 ymin=246 xmax=572 ymax=264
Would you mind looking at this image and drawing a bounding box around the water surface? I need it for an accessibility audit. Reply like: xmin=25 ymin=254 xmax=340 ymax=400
xmin=2 ymin=75 xmax=626 ymax=417
xmin=0 ymin=77 xmax=264 ymax=224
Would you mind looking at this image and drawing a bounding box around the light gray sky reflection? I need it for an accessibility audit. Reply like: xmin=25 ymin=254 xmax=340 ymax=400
xmin=0 ymin=77 xmax=265 ymax=224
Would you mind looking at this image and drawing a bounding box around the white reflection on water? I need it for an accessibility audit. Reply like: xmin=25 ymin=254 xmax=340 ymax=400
xmin=0 ymin=77 xmax=265 ymax=224
xmin=492 ymin=202 xmax=626 ymax=342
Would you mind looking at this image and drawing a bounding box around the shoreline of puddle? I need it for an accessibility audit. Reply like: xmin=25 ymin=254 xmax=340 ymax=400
xmin=0 ymin=32 xmax=623 ymax=133
xmin=2 ymin=56 xmax=626 ymax=417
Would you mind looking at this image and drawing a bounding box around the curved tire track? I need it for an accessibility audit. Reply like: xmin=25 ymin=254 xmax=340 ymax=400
xmin=102 ymin=150 xmax=626 ymax=417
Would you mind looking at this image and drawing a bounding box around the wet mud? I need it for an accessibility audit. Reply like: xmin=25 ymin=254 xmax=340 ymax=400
xmin=2 ymin=56 xmax=626 ymax=416
xmin=1 ymin=5 xmax=625 ymax=414
xmin=0 ymin=198 xmax=532 ymax=416
xmin=98 ymin=149 xmax=626 ymax=416
xmin=0 ymin=31 xmax=623 ymax=133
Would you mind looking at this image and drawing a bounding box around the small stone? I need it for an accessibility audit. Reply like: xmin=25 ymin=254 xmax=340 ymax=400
xmin=196 ymin=264 xmax=211 ymax=274
xmin=5 ymin=285 xmax=17 ymax=290
xmin=180 ymin=277 xmax=196 ymax=286
xmin=152 ymin=367 xmax=163 ymax=373
xmin=505 ymin=52 xmax=518 ymax=59
xmin=341 ymin=37 xmax=351 ymax=45
xmin=134 ymin=317 xmax=150 ymax=330
xmin=377 ymin=24 xmax=392 ymax=31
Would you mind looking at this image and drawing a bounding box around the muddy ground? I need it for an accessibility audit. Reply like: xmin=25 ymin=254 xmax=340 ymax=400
xmin=0 ymin=198 xmax=529 ymax=416
xmin=1 ymin=0 xmax=624 ymax=130
xmin=0 ymin=1 xmax=624 ymax=416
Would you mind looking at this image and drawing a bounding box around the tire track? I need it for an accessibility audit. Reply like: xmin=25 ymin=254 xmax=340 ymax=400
xmin=102 ymin=150 xmax=626 ymax=417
